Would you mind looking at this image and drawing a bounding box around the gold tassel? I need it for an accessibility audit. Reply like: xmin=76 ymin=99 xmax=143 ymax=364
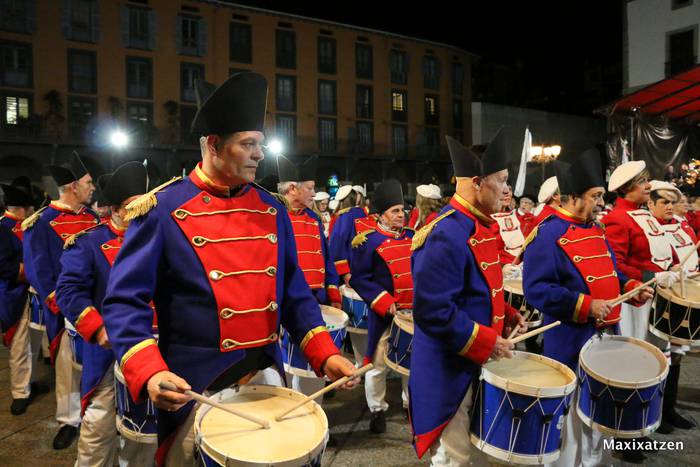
xmin=63 ymin=224 xmax=99 ymax=250
xmin=21 ymin=206 xmax=47 ymax=231
xmin=351 ymin=229 xmax=375 ymax=248
xmin=125 ymin=177 xmax=181 ymax=222
xmin=411 ymin=209 xmax=455 ymax=251
xmin=336 ymin=207 xmax=351 ymax=216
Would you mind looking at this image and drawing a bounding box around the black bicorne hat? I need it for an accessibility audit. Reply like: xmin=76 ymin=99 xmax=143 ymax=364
xmin=371 ymin=179 xmax=404 ymax=214
xmin=48 ymin=151 xmax=89 ymax=186
xmin=446 ymin=127 xmax=509 ymax=178
xmin=102 ymin=162 xmax=148 ymax=206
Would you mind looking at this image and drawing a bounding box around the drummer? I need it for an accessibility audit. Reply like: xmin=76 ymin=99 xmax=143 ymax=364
xmin=408 ymin=184 xmax=443 ymax=229
xmin=349 ymin=179 xmax=413 ymax=434
xmin=101 ymin=73 xmax=356 ymax=466
xmin=409 ymin=129 xmax=526 ymax=464
xmin=522 ymin=150 xmax=654 ymax=466
xmin=329 ymin=184 xmax=374 ymax=281
xmin=532 ymin=176 xmax=561 ymax=225
xmin=56 ymin=162 xmax=154 ymax=465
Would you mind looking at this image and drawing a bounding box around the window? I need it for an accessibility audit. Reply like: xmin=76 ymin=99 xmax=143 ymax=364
xmin=127 ymin=101 xmax=153 ymax=126
xmin=392 ymin=90 xmax=407 ymax=122
xmin=452 ymin=99 xmax=463 ymax=129
xmin=392 ymin=125 xmax=407 ymax=154
xmin=423 ymin=56 xmax=440 ymax=89
xmin=318 ymin=118 xmax=337 ymax=153
xmin=122 ymin=6 xmax=154 ymax=50
xmin=68 ymin=49 xmax=96 ymax=94
xmin=0 ymin=41 xmax=32 ymax=87
xmin=666 ymin=27 xmax=697 ymax=76
xmin=276 ymin=114 xmax=296 ymax=148
xmin=318 ymin=80 xmax=336 ymax=115
xmin=0 ymin=0 xmax=35 ymax=33
xmin=356 ymin=85 xmax=373 ymax=119
xmin=318 ymin=37 xmax=336 ymax=74
xmin=356 ymin=43 xmax=373 ymax=79
xmin=63 ymin=0 xmax=99 ymax=43
xmin=181 ymin=63 xmax=204 ymax=103
xmin=3 ymin=94 xmax=30 ymax=125
xmin=356 ymin=121 xmax=373 ymax=154
xmin=452 ymin=62 xmax=464 ymax=95
xmin=126 ymin=56 xmax=152 ymax=99
xmin=390 ymin=50 xmax=408 ymax=85
xmin=424 ymin=128 xmax=439 ymax=148
xmin=424 ymin=95 xmax=439 ymax=126
xmin=229 ymin=22 xmax=251 ymax=63
xmin=67 ymin=96 xmax=95 ymax=138
xmin=276 ymin=75 xmax=296 ymax=112
xmin=276 ymin=29 xmax=296 ymax=69
xmin=177 ymin=15 xmax=206 ymax=57
xmin=180 ymin=104 xmax=197 ymax=143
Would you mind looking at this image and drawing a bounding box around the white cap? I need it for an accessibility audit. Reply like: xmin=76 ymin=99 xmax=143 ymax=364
xmin=329 ymin=199 xmax=339 ymax=211
xmin=538 ymin=176 xmax=559 ymax=203
xmin=335 ymin=185 xmax=353 ymax=201
xmin=313 ymin=191 xmax=330 ymax=201
xmin=608 ymin=160 xmax=646 ymax=192
xmin=417 ymin=184 xmax=442 ymax=200
xmin=649 ymin=180 xmax=681 ymax=199
xmin=352 ymin=185 xmax=366 ymax=197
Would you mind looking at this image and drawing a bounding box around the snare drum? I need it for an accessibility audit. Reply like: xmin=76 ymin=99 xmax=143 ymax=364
xmin=195 ymin=385 xmax=328 ymax=466
xmin=384 ymin=311 xmax=413 ymax=376
xmin=28 ymin=291 xmax=46 ymax=331
xmin=113 ymin=363 xmax=158 ymax=443
xmin=282 ymin=305 xmax=348 ymax=378
xmin=577 ymin=334 xmax=668 ymax=438
xmin=650 ymin=281 xmax=700 ymax=345
xmin=64 ymin=319 xmax=83 ymax=371
xmin=340 ymin=285 xmax=369 ymax=332
xmin=470 ymin=351 xmax=576 ymax=465
xmin=504 ymin=279 xmax=542 ymax=327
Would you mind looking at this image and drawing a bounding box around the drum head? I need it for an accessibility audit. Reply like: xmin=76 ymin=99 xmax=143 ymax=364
xmin=196 ymin=385 xmax=328 ymax=466
xmin=393 ymin=313 xmax=414 ymax=334
xmin=340 ymin=285 xmax=362 ymax=301
xmin=503 ymin=279 xmax=523 ymax=295
xmin=482 ymin=351 xmax=576 ymax=398
xmin=320 ymin=305 xmax=348 ymax=331
xmin=660 ymin=280 xmax=700 ymax=308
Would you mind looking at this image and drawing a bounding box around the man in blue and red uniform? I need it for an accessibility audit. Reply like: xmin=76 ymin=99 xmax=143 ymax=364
xmin=57 ymin=162 xmax=154 ymax=466
xmin=101 ymin=73 xmax=356 ymax=466
xmin=22 ymin=151 xmax=98 ymax=449
xmin=409 ymin=129 xmax=526 ymax=464
xmin=523 ymin=150 xmax=653 ymax=466
xmin=349 ymin=178 xmax=413 ymax=434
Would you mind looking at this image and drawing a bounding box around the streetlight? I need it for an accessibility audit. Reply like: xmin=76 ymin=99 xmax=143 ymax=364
xmin=110 ymin=129 xmax=129 ymax=150
xmin=266 ymin=139 xmax=284 ymax=155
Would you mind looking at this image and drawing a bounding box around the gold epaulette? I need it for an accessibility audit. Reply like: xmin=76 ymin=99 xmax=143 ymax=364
xmin=125 ymin=177 xmax=181 ymax=222
xmin=336 ymin=207 xmax=351 ymax=216
xmin=20 ymin=206 xmax=47 ymax=231
xmin=351 ymin=229 xmax=375 ymax=248
xmin=63 ymin=224 xmax=101 ymax=249
xmin=411 ymin=209 xmax=455 ymax=251
xmin=522 ymin=225 xmax=539 ymax=252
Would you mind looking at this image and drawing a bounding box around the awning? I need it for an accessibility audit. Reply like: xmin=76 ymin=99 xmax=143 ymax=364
xmin=596 ymin=65 xmax=700 ymax=122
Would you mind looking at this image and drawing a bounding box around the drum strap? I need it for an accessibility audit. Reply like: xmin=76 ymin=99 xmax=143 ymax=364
xmin=208 ymin=347 xmax=274 ymax=392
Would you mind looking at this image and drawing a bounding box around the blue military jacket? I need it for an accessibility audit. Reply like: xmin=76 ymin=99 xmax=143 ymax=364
xmin=0 ymin=212 xmax=26 ymax=342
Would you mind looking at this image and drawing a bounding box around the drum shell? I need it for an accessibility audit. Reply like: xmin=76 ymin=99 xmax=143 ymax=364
xmin=65 ymin=319 xmax=83 ymax=371
xmin=650 ymin=288 xmax=700 ymax=346
xmin=340 ymin=286 xmax=369 ymax=331
xmin=384 ymin=313 xmax=413 ymax=376
xmin=504 ymin=282 xmax=542 ymax=328
xmin=113 ymin=362 xmax=158 ymax=443
xmin=28 ymin=292 xmax=46 ymax=331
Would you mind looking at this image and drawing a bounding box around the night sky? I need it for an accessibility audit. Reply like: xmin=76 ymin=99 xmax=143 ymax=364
xmin=229 ymin=0 xmax=623 ymax=115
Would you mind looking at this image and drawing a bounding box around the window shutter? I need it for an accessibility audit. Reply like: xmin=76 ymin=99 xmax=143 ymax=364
xmin=120 ymin=6 xmax=129 ymax=47
xmin=91 ymin=0 xmax=100 ymax=43
xmin=197 ymin=18 xmax=207 ymax=57
xmin=147 ymin=10 xmax=156 ymax=50
xmin=175 ymin=15 xmax=182 ymax=54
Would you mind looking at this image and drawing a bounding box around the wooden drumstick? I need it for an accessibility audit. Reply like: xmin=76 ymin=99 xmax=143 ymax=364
xmin=510 ymin=320 xmax=561 ymax=344
xmin=507 ymin=309 xmax=532 ymax=339
xmin=606 ymin=277 xmax=657 ymax=308
xmin=158 ymin=381 xmax=270 ymax=429
xmin=275 ymin=364 xmax=373 ymax=421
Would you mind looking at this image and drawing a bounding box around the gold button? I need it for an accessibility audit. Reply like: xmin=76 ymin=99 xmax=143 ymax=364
xmin=220 ymin=309 xmax=233 ymax=319
xmin=320 ymin=268 xmax=325 ymax=273
xmin=174 ymin=209 xmax=187 ymax=219
xmin=270 ymin=302 xmax=278 ymax=311
xmin=268 ymin=234 xmax=277 ymax=243
xmin=266 ymin=266 xmax=277 ymax=276
xmin=209 ymin=270 xmax=223 ymax=281
xmin=203 ymin=195 xmax=211 ymax=203
xmin=222 ymin=339 xmax=234 ymax=349
xmin=470 ymin=239 xmax=477 ymax=246
xmin=268 ymin=207 xmax=277 ymax=215
xmin=192 ymin=236 xmax=206 ymax=247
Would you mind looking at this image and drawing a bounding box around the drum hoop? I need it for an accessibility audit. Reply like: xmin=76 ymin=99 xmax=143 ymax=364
xmin=346 ymin=326 xmax=368 ymax=335
xmin=392 ymin=315 xmax=414 ymax=334
xmin=115 ymin=414 xmax=158 ymax=444
xmin=503 ymin=280 xmax=524 ymax=296
xmin=28 ymin=323 xmax=46 ymax=331
xmin=283 ymin=363 xmax=318 ymax=380
xmin=195 ymin=385 xmax=329 ymax=467
xmin=339 ymin=285 xmax=362 ymax=301
xmin=578 ymin=335 xmax=669 ymax=389
xmin=575 ymin=405 xmax=660 ymax=439
xmin=320 ymin=305 xmax=349 ymax=330
xmin=648 ymin=325 xmax=696 ymax=346
xmin=469 ymin=433 xmax=560 ymax=465
xmin=71 ymin=362 xmax=83 ymax=371
xmin=383 ymin=353 xmax=410 ymax=376
xmin=656 ymin=285 xmax=700 ymax=308
xmin=113 ymin=362 xmax=127 ymax=384
xmin=481 ymin=351 xmax=576 ymax=398
xmin=64 ymin=319 xmax=77 ymax=332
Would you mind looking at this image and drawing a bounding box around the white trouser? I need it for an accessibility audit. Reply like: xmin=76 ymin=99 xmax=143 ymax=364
xmin=42 ymin=330 xmax=50 ymax=358
xmin=76 ymin=366 xmax=118 ymax=467
xmin=546 ymin=389 xmax=612 ymax=467
xmin=348 ymin=331 xmax=368 ymax=366
xmin=287 ymin=373 xmax=326 ymax=405
xmin=429 ymin=385 xmax=488 ymax=466
xmin=365 ymin=330 xmax=408 ymax=412
xmin=55 ymin=330 xmax=82 ymax=427
xmin=621 ymin=301 xmax=672 ymax=362
xmin=9 ymin=299 xmax=33 ymax=399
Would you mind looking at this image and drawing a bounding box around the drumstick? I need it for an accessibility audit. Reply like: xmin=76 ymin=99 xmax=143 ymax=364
xmin=678 ymin=238 xmax=700 ymax=267
xmin=275 ymin=364 xmax=373 ymax=421
xmin=606 ymin=277 xmax=657 ymax=308
xmin=158 ymin=381 xmax=270 ymax=429
xmin=510 ymin=320 xmax=561 ymax=344
xmin=507 ymin=307 xmax=532 ymax=339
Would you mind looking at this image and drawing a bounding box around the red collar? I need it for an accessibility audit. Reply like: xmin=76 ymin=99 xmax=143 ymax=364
xmin=106 ymin=219 xmax=127 ymax=237
xmin=615 ymin=198 xmax=641 ymax=211
xmin=189 ymin=163 xmax=248 ymax=198
xmin=554 ymin=206 xmax=587 ymax=225
xmin=376 ymin=222 xmax=406 ymax=239
xmin=449 ymin=194 xmax=494 ymax=226
xmin=3 ymin=210 xmax=22 ymax=222
xmin=50 ymin=201 xmax=84 ymax=214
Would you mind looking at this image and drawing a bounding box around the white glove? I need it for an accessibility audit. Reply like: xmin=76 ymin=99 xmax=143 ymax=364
xmin=655 ymin=271 xmax=680 ymax=288
xmin=502 ymin=264 xmax=522 ymax=280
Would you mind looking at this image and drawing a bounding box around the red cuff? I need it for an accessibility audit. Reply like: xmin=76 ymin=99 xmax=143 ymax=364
xmin=573 ymin=293 xmax=592 ymax=323
xmin=458 ymin=323 xmax=498 ymax=365
xmin=624 ymin=280 xmax=647 ymax=307
xmin=75 ymin=306 xmax=104 ymax=343
xmin=370 ymin=291 xmax=395 ymax=317
xmin=300 ymin=328 xmax=341 ymax=376
xmin=121 ymin=339 xmax=168 ymax=403
xmin=327 ymin=285 xmax=341 ymax=304
xmin=335 ymin=260 xmax=350 ymax=276
xmin=45 ymin=291 xmax=60 ymax=314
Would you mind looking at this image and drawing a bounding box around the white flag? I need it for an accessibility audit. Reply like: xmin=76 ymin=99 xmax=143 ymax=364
xmin=514 ymin=127 xmax=531 ymax=197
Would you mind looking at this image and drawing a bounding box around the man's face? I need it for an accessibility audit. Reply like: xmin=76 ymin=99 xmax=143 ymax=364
xmin=578 ymin=187 xmax=605 ymax=222
xmin=91 ymin=202 xmax=111 ymax=218
xmin=75 ymin=174 xmax=95 ymax=205
xmin=294 ymin=181 xmax=315 ymax=209
xmin=114 ymin=195 xmax=141 ymax=227
xmin=380 ymin=204 xmax=405 ymax=230
xmin=519 ymin=197 xmax=534 ymax=213
xmin=626 ymin=176 xmax=650 ymax=204
xmin=208 ymin=131 xmax=265 ymax=185
xmin=476 ymin=169 xmax=509 ymax=215
xmin=502 ymin=184 xmax=513 ymax=208
xmin=648 ymin=195 xmax=675 ymax=221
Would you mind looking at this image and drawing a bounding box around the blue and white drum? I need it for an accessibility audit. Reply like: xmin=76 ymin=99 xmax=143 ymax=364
xmin=340 ymin=285 xmax=369 ymax=332
xmin=282 ymin=305 xmax=348 ymax=378
xmin=471 ymin=351 xmax=577 ymax=465
xmin=113 ymin=362 xmax=158 ymax=443
xmin=577 ymin=334 xmax=668 ymax=438
xmin=64 ymin=319 xmax=83 ymax=371
xmin=384 ymin=311 xmax=413 ymax=376
xmin=504 ymin=279 xmax=542 ymax=328
xmin=28 ymin=288 xmax=45 ymax=331
xmin=195 ymin=385 xmax=328 ymax=467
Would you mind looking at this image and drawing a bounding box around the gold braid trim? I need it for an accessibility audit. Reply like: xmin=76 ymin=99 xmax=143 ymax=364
xmin=20 ymin=206 xmax=47 ymax=231
xmin=335 ymin=207 xmax=351 ymax=216
xmin=125 ymin=177 xmax=182 ymax=222
xmin=64 ymin=224 xmax=102 ymax=249
xmin=410 ymin=209 xmax=456 ymax=251
xmin=351 ymin=229 xmax=376 ymax=248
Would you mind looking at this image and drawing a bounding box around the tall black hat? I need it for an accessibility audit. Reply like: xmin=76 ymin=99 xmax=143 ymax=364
xmin=102 ymin=162 xmax=148 ymax=206
xmin=277 ymin=156 xmax=318 ymax=183
xmin=48 ymin=151 xmax=89 ymax=186
xmin=555 ymin=148 xmax=606 ymax=196
xmin=371 ymin=179 xmax=404 ymax=214
xmin=1 ymin=176 xmax=33 ymax=206
xmin=95 ymin=173 xmax=112 ymax=208
xmin=446 ymin=127 xmax=509 ymax=178
xmin=257 ymin=174 xmax=280 ymax=193
xmin=190 ymin=73 xmax=268 ymax=136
